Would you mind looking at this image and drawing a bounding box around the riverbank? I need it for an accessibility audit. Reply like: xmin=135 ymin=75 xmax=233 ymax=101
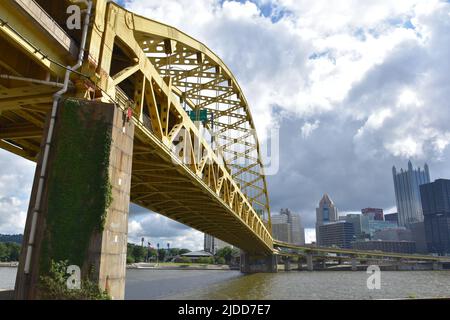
xmin=127 ymin=262 xmax=233 ymax=270
xmin=0 ymin=262 xmax=18 ymax=268
xmin=0 ymin=290 xmax=13 ymax=300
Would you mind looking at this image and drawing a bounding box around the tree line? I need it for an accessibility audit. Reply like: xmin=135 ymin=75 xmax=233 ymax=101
xmin=126 ymin=243 xmax=192 ymax=263
xmin=0 ymin=242 xmax=21 ymax=262
xmin=126 ymin=243 xmax=240 ymax=265
xmin=0 ymin=235 xmax=241 ymax=265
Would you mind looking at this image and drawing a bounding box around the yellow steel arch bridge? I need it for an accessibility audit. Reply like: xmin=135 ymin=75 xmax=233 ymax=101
xmin=0 ymin=0 xmax=272 ymax=253
xmin=1 ymin=0 xmax=449 ymax=300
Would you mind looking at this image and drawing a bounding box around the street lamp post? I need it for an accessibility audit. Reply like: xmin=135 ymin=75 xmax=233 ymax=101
xmin=157 ymin=243 xmax=160 ymax=266
xmin=147 ymin=242 xmax=151 ymax=263
xmin=167 ymin=243 xmax=170 ymax=262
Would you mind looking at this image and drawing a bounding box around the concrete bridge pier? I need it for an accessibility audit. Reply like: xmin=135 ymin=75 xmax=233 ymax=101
xmin=306 ymin=254 xmax=314 ymax=271
xmin=318 ymin=259 xmax=326 ymax=270
xmin=351 ymin=258 xmax=357 ymax=271
xmin=15 ymin=99 xmax=134 ymax=300
xmin=240 ymin=252 xmax=278 ymax=273
xmin=433 ymin=262 xmax=443 ymax=270
xmin=284 ymin=258 xmax=291 ymax=272
xmin=297 ymin=257 xmax=305 ymax=271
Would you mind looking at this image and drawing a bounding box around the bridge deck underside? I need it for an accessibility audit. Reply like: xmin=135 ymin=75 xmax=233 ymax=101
xmin=131 ymin=124 xmax=272 ymax=254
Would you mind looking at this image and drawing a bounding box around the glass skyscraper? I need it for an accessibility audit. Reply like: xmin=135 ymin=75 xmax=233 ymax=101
xmin=392 ymin=161 xmax=430 ymax=227
xmin=272 ymin=209 xmax=305 ymax=245
xmin=420 ymin=179 xmax=450 ymax=254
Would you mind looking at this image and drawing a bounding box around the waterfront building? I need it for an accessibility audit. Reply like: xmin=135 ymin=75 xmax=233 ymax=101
xmin=352 ymin=240 xmax=416 ymax=254
xmin=343 ymin=214 xmax=370 ymax=239
xmin=409 ymin=221 xmax=428 ymax=254
xmin=272 ymin=208 xmax=305 ymax=245
xmin=384 ymin=213 xmax=399 ymax=224
xmin=420 ymin=179 xmax=450 ymax=254
xmin=392 ymin=161 xmax=430 ymax=227
xmin=361 ymin=208 xmax=384 ymax=221
xmin=318 ymin=222 xmax=355 ymax=249
xmin=316 ymin=194 xmax=339 ymax=245
xmin=368 ymin=220 xmax=398 ymax=236
xmin=178 ymin=250 xmax=214 ymax=263
xmin=373 ymin=228 xmax=413 ymax=242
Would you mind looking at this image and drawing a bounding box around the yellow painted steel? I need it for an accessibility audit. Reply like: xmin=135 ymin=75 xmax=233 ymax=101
xmin=274 ymin=240 xmax=450 ymax=263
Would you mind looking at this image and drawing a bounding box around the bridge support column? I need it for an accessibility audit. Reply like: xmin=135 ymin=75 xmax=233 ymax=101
xmin=306 ymin=254 xmax=314 ymax=271
xmin=297 ymin=257 xmax=304 ymax=271
xmin=433 ymin=262 xmax=443 ymax=270
xmin=284 ymin=258 xmax=291 ymax=272
xmin=351 ymin=258 xmax=357 ymax=271
xmin=240 ymin=252 xmax=278 ymax=273
xmin=15 ymin=99 xmax=134 ymax=300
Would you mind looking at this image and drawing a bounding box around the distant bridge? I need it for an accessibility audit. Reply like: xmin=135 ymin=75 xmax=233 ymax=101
xmin=274 ymin=240 xmax=450 ymax=262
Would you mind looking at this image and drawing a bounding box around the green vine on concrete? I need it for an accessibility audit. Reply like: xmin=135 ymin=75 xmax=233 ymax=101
xmin=101 ymin=181 xmax=113 ymax=231
xmin=39 ymin=260 xmax=110 ymax=300
xmin=40 ymin=99 xmax=114 ymax=278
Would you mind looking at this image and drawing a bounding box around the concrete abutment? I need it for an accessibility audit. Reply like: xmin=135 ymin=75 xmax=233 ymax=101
xmin=240 ymin=252 xmax=278 ymax=273
xmin=15 ymin=99 xmax=134 ymax=300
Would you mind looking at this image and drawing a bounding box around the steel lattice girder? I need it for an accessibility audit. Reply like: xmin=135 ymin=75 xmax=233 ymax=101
xmin=85 ymin=1 xmax=273 ymax=253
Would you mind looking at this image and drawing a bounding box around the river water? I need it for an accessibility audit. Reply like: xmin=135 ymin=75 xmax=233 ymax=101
xmin=1 ymin=267 xmax=450 ymax=299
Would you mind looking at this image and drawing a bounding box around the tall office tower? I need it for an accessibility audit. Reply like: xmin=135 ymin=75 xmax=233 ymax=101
xmin=272 ymin=221 xmax=291 ymax=243
xmin=204 ymin=233 xmax=215 ymax=253
xmin=271 ymin=208 xmax=305 ymax=245
xmin=204 ymin=234 xmax=230 ymax=254
xmin=392 ymin=161 xmax=430 ymax=227
xmin=290 ymin=213 xmax=306 ymax=245
xmin=420 ymin=179 xmax=450 ymax=254
xmin=361 ymin=208 xmax=384 ymax=221
xmin=315 ymin=194 xmax=339 ymax=245
xmin=318 ymin=222 xmax=355 ymax=249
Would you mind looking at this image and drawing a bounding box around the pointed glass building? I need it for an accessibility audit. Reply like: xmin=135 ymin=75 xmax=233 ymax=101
xmin=315 ymin=194 xmax=339 ymax=245
xmin=392 ymin=161 xmax=430 ymax=227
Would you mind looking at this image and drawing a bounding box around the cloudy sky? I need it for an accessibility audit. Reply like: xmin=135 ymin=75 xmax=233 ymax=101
xmin=1 ymin=0 xmax=450 ymax=249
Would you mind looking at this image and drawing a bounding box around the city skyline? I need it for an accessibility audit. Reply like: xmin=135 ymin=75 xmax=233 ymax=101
xmin=1 ymin=0 xmax=450 ymax=252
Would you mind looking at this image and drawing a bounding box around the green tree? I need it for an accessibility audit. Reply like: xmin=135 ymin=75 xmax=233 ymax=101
xmin=215 ymin=247 xmax=240 ymax=264
xmin=216 ymin=247 xmax=233 ymax=264
xmin=157 ymin=248 xmax=166 ymax=261
xmin=179 ymin=248 xmax=191 ymax=255
xmin=39 ymin=260 xmax=110 ymax=300
xmin=132 ymin=245 xmax=147 ymax=263
xmin=6 ymin=243 xmax=20 ymax=261
xmin=197 ymin=257 xmax=214 ymax=264
xmin=215 ymin=257 xmax=226 ymax=265
xmin=126 ymin=256 xmax=135 ymax=264
xmin=0 ymin=243 xmax=7 ymax=262
xmin=178 ymin=256 xmax=191 ymax=263
xmin=0 ymin=242 xmax=21 ymax=262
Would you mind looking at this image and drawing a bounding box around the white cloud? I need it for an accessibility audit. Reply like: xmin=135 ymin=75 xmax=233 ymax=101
xmin=304 ymin=228 xmax=315 ymax=244
xmin=127 ymin=209 xmax=204 ymax=251
xmin=0 ymin=150 xmax=35 ymax=235
xmin=0 ymin=196 xmax=27 ymax=234
xmin=301 ymin=120 xmax=320 ymax=139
